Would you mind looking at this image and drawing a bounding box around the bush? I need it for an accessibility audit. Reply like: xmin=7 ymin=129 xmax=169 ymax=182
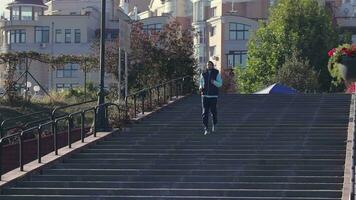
xmin=277 ymin=50 xmax=319 ymax=93
xmin=220 ymin=69 xmax=236 ymax=93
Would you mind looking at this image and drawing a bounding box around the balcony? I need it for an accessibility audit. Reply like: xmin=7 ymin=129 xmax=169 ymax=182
xmin=336 ymin=17 xmax=356 ymax=28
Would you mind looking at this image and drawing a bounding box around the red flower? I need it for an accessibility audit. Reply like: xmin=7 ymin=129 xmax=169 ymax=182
xmin=328 ymin=48 xmax=336 ymax=57
xmin=340 ymin=47 xmax=353 ymax=57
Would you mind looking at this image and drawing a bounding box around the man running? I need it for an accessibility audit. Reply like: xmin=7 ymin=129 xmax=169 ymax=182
xmin=199 ymin=61 xmax=223 ymax=135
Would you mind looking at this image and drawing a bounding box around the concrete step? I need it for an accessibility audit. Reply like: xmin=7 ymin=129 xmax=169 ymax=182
xmin=1 ymin=187 xmax=342 ymax=198
xmin=0 ymin=94 xmax=350 ymax=199
xmin=55 ymin=163 xmax=344 ymax=171
xmin=80 ymin=149 xmax=346 ymax=155
xmin=70 ymin=153 xmax=345 ymax=160
xmin=16 ymin=180 xmax=343 ymax=190
xmin=41 ymin=168 xmax=344 ymax=177
xmin=28 ymin=174 xmax=343 ymax=183
xmin=92 ymin=144 xmax=347 ymax=150
xmin=0 ymin=195 xmax=342 ymax=200
xmin=64 ymin=158 xmax=345 ymax=165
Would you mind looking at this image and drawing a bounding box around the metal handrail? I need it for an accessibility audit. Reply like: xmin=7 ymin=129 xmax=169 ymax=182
xmin=0 ymin=76 xmax=192 ymax=180
xmin=0 ymin=100 xmax=96 ymax=138
xmin=0 ymin=111 xmax=51 ymax=138
xmin=51 ymin=99 xmax=96 ymax=120
xmin=125 ymin=76 xmax=192 ymax=118
xmin=0 ymin=102 xmax=125 ymax=180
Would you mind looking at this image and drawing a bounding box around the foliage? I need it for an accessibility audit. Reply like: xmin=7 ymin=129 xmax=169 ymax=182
xmin=327 ymin=43 xmax=356 ymax=88
xmin=277 ymin=50 xmax=319 ymax=92
xmin=0 ymin=51 xmax=98 ymax=104
xmin=59 ymin=82 xmax=98 ymax=103
xmin=3 ymin=61 xmax=20 ymax=104
xmin=220 ymin=69 xmax=236 ymax=93
xmin=129 ymin=20 xmax=197 ymax=91
xmin=237 ymin=0 xmax=339 ymax=93
xmin=90 ymin=38 xmax=121 ymax=78
xmin=158 ymin=21 xmax=196 ymax=80
xmin=0 ymin=51 xmax=97 ymax=66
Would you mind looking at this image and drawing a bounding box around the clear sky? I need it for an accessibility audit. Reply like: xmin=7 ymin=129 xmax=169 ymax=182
xmin=0 ymin=0 xmax=12 ymax=18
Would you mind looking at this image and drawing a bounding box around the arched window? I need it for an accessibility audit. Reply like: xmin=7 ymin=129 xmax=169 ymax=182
xmin=229 ymin=22 xmax=250 ymax=40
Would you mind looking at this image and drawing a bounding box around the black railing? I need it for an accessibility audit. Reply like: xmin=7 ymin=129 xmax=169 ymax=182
xmin=0 ymin=111 xmax=51 ymax=138
xmin=0 ymin=102 xmax=126 ymax=180
xmin=125 ymin=76 xmax=193 ymax=118
xmin=0 ymin=75 xmax=195 ymax=181
xmin=352 ymin=132 xmax=355 ymax=200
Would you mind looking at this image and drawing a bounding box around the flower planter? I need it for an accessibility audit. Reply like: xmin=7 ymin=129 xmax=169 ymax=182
xmin=337 ymin=56 xmax=356 ymax=82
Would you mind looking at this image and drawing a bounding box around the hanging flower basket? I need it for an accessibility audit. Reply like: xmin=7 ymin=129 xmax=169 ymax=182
xmin=337 ymin=56 xmax=356 ymax=82
xmin=328 ymin=44 xmax=356 ymax=83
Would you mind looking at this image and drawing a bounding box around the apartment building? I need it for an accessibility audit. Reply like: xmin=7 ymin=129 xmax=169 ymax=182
xmin=1 ymin=0 xmax=355 ymax=94
xmin=138 ymin=0 xmax=356 ymax=72
xmin=137 ymin=0 xmax=271 ymax=72
xmin=0 ymin=0 xmax=137 ymax=94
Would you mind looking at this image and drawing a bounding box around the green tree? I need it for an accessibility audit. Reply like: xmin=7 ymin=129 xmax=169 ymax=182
xmin=236 ymin=0 xmax=339 ymax=93
xmin=277 ymin=50 xmax=319 ymax=92
xmin=159 ymin=21 xmax=196 ymax=80
xmin=129 ymin=20 xmax=196 ymax=91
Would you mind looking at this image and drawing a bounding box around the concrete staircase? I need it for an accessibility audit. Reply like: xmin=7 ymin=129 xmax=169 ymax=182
xmin=0 ymin=94 xmax=351 ymax=199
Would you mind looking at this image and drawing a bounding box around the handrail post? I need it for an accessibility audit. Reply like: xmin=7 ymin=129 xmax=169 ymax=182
xmin=157 ymin=86 xmax=160 ymax=106
xmin=149 ymin=90 xmax=153 ymax=110
xmin=53 ymin=121 xmax=58 ymax=155
xmin=0 ymin=126 xmax=3 ymax=138
xmin=125 ymin=97 xmax=128 ymax=118
xmin=93 ymin=108 xmax=97 ymax=137
xmin=170 ymin=82 xmax=173 ymax=101
xmin=67 ymin=116 xmax=73 ymax=148
xmin=176 ymin=81 xmax=179 ymax=99
xmin=163 ymin=84 xmax=166 ymax=104
xmin=133 ymin=95 xmax=137 ymax=118
xmin=141 ymin=93 xmax=145 ymax=115
xmin=81 ymin=112 xmax=85 ymax=143
xmin=180 ymin=81 xmax=183 ymax=96
xmin=0 ymin=139 xmax=3 ymax=181
xmin=19 ymin=133 xmax=24 ymax=171
xmin=51 ymin=111 xmax=55 ymax=153
xmin=37 ymin=126 xmax=42 ymax=163
xmin=352 ymin=127 xmax=356 ymax=199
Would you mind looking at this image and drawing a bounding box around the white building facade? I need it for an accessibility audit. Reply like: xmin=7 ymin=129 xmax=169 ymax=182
xmin=0 ymin=0 xmax=134 ymax=94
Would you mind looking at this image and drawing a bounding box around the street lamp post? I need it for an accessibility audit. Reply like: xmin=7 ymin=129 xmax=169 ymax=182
xmin=97 ymin=0 xmax=109 ymax=131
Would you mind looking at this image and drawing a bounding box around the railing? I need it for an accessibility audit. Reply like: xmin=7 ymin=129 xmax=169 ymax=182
xmin=0 ymin=75 xmax=195 ymax=181
xmin=352 ymin=125 xmax=355 ymax=200
xmin=0 ymin=111 xmax=51 ymax=138
xmin=125 ymin=76 xmax=193 ymax=118
xmin=347 ymin=94 xmax=356 ymax=200
xmin=0 ymin=102 xmax=126 ymax=180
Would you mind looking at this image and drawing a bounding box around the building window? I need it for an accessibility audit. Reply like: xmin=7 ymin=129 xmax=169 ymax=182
xmin=21 ymin=6 xmax=33 ymax=20
xmin=229 ymin=23 xmax=250 ymax=40
xmin=35 ymin=26 xmax=49 ymax=43
xmin=56 ymin=64 xmax=79 ymax=78
xmin=34 ymin=10 xmax=40 ymax=20
xmin=211 ymin=26 xmax=216 ymax=37
xmin=211 ymin=7 xmax=217 ymax=17
xmin=11 ymin=7 xmax=20 ymax=20
xmin=197 ymin=31 xmax=205 ymax=44
xmin=65 ymin=29 xmax=71 ymax=43
xmin=227 ymin=51 xmax=247 ymax=68
xmin=74 ymin=29 xmax=81 ymax=43
xmin=7 ymin=30 xmax=26 ymax=44
xmin=56 ymin=83 xmax=79 ymax=92
xmin=209 ymin=46 xmax=216 ymax=57
xmin=143 ymin=23 xmax=163 ymax=34
xmin=16 ymin=58 xmax=26 ymax=72
xmin=55 ymin=29 xmax=62 ymax=43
